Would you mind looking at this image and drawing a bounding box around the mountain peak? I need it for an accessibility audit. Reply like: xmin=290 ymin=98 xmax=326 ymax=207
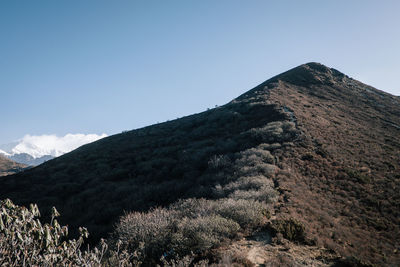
xmin=270 ymin=62 xmax=347 ymax=86
xmin=235 ymin=62 xmax=347 ymax=102
xmin=302 ymin=62 xmax=335 ymax=72
xmin=1 ymin=63 xmax=399 ymax=265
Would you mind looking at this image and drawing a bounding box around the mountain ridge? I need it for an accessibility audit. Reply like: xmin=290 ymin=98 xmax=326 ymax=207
xmin=1 ymin=63 xmax=399 ymax=265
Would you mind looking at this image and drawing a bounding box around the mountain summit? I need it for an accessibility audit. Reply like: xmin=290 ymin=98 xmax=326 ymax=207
xmin=1 ymin=63 xmax=399 ymax=265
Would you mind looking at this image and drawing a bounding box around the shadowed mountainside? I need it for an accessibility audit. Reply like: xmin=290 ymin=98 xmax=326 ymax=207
xmin=0 ymin=96 xmax=294 ymax=243
xmin=0 ymin=63 xmax=399 ymax=266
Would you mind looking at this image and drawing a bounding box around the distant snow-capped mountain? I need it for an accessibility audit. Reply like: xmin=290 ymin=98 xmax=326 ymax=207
xmin=0 ymin=144 xmax=57 ymax=166
xmin=0 ymin=133 xmax=107 ymax=166
xmin=9 ymin=153 xmax=54 ymax=166
xmin=0 ymin=149 xmax=10 ymax=157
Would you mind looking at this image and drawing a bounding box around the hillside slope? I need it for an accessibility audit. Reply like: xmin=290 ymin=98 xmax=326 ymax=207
xmin=235 ymin=63 xmax=400 ymax=265
xmin=0 ymin=63 xmax=399 ymax=265
xmin=0 ymin=95 xmax=293 ymax=243
xmin=0 ymin=155 xmax=27 ymax=176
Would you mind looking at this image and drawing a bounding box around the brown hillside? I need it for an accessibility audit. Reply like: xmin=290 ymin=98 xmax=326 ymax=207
xmin=0 ymin=63 xmax=399 ymax=266
xmin=241 ymin=63 xmax=400 ymax=265
xmin=0 ymin=155 xmax=27 ymax=176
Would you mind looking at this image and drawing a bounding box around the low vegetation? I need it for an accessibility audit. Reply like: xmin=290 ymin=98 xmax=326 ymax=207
xmin=114 ymin=198 xmax=266 ymax=262
xmin=266 ymin=63 xmax=400 ymax=265
xmin=0 ymin=199 xmax=108 ymax=266
xmin=1 ymin=63 xmax=399 ymax=265
xmin=0 ymin=100 xmax=296 ymax=246
xmin=0 ymin=114 xmax=297 ymax=265
xmin=267 ymin=218 xmax=306 ymax=243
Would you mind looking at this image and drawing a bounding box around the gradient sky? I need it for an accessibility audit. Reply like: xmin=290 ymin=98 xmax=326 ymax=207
xmin=1 ymin=0 xmax=399 ymax=144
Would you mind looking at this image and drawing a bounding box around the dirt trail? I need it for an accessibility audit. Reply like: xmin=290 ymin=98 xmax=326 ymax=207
xmin=226 ymin=231 xmax=336 ymax=267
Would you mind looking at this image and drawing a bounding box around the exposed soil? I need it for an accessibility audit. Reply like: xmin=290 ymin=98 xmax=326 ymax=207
xmin=218 ymin=228 xmax=338 ymax=267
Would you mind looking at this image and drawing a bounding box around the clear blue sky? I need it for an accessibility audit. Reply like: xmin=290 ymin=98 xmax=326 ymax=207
xmin=1 ymin=0 xmax=399 ymax=144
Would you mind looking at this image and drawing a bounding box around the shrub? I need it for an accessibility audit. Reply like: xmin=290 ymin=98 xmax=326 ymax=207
xmin=247 ymin=121 xmax=297 ymax=143
xmin=214 ymin=198 xmax=267 ymax=229
xmin=171 ymin=198 xmax=267 ymax=230
xmin=268 ymin=218 xmax=306 ymax=243
xmin=237 ymin=148 xmax=275 ymax=165
xmin=114 ymin=208 xmax=177 ymax=260
xmin=235 ymin=163 xmax=277 ymax=177
xmin=114 ymin=198 xmax=268 ymax=262
xmin=170 ymin=215 xmax=240 ymax=255
xmin=258 ymin=143 xmax=281 ymax=151
xmin=222 ymin=175 xmax=273 ymax=192
xmin=343 ymin=168 xmax=371 ymax=184
xmin=169 ymin=198 xmax=216 ymax=219
xmin=0 ymin=199 xmax=108 ymax=266
xmin=208 ymin=154 xmax=231 ymax=170
xmin=160 ymin=255 xmax=209 ymax=267
xmin=0 ymin=198 xmax=140 ymax=267
xmin=235 ymin=147 xmax=277 ymax=179
xmin=301 ymin=153 xmax=314 ymax=161
xmin=228 ymin=186 xmax=278 ymax=203
xmin=214 ymin=175 xmax=279 ymax=203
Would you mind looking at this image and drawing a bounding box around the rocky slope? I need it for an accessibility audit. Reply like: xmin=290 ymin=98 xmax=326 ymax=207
xmin=0 ymin=63 xmax=399 ymax=266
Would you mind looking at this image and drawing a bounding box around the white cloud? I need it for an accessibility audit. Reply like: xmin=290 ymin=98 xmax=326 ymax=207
xmin=0 ymin=149 xmax=10 ymax=156
xmin=10 ymin=133 xmax=107 ymax=158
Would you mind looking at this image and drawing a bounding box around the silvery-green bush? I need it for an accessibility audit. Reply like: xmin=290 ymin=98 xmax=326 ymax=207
xmin=0 ymin=199 xmax=137 ymax=267
xmin=114 ymin=197 xmax=267 ymax=262
xmin=0 ymin=199 xmax=108 ymax=266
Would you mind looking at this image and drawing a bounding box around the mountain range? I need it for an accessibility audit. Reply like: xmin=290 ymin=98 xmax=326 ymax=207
xmin=0 ymin=63 xmax=399 ymax=266
xmin=0 ymin=150 xmax=55 ymax=166
xmin=0 ymin=133 xmax=107 ymax=166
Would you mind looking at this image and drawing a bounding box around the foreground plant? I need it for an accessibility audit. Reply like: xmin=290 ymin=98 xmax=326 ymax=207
xmin=0 ymin=198 xmax=109 ymax=266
